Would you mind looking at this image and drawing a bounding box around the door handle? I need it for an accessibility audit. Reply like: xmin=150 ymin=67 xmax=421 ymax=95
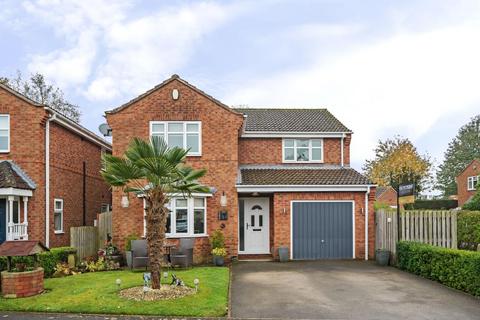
xmin=246 ymin=223 xmax=250 ymax=230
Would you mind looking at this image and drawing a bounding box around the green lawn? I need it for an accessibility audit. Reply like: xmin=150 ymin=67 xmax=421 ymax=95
xmin=0 ymin=267 xmax=229 ymax=317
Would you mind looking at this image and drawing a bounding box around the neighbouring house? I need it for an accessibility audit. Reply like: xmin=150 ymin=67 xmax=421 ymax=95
xmin=105 ymin=75 xmax=376 ymax=262
xmin=375 ymin=186 xmax=397 ymax=208
xmin=456 ymin=159 xmax=480 ymax=206
xmin=0 ymin=83 xmax=112 ymax=248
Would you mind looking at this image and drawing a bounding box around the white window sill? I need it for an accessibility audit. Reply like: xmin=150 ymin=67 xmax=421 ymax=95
xmin=282 ymin=161 xmax=324 ymax=164
xmin=54 ymin=231 xmax=65 ymax=234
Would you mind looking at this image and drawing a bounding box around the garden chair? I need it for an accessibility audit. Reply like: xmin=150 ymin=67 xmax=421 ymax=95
xmin=131 ymin=239 xmax=149 ymax=270
xmin=170 ymin=238 xmax=194 ymax=268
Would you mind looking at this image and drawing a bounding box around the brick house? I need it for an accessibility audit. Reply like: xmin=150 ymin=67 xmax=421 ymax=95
xmin=456 ymin=159 xmax=480 ymax=206
xmin=0 ymin=83 xmax=112 ymax=248
xmin=375 ymin=186 xmax=397 ymax=207
xmin=106 ymin=75 xmax=376 ymax=262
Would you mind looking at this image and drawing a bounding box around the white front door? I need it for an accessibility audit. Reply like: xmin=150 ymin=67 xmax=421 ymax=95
xmin=243 ymin=198 xmax=270 ymax=254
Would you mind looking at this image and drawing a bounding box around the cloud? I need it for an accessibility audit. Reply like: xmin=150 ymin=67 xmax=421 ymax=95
xmin=225 ymin=22 xmax=480 ymax=169
xmin=21 ymin=0 xmax=244 ymax=101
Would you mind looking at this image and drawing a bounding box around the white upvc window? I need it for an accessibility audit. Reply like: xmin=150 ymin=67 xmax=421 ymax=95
xmin=150 ymin=121 xmax=201 ymax=156
xmin=143 ymin=197 xmax=207 ymax=237
xmin=0 ymin=115 xmax=10 ymax=153
xmin=467 ymin=176 xmax=479 ymax=191
xmin=54 ymin=199 xmax=64 ymax=233
xmin=282 ymin=138 xmax=323 ymax=163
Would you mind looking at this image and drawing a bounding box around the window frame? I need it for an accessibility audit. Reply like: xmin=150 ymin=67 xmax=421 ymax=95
xmin=282 ymin=138 xmax=324 ymax=163
xmin=0 ymin=114 xmax=10 ymax=153
xmin=143 ymin=197 xmax=208 ymax=238
xmin=149 ymin=121 xmax=202 ymax=156
xmin=467 ymin=176 xmax=479 ymax=191
xmin=53 ymin=198 xmax=64 ymax=234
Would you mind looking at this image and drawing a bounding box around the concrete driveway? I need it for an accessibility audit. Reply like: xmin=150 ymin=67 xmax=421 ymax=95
xmin=231 ymin=261 xmax=480 ymax=320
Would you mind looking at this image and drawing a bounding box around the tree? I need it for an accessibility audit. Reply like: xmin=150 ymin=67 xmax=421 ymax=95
xmin=363 ymin=136 xmax=432 ymax=191
xmin=436 ymin=115 xmax=480 ymax=196
xmin=462 ymin=185 xmax=480 ymax=211
xmin=101 ymin=136 xmax=209 ymax=289
xmin=0 ymin=71 xmax=81 ymax=122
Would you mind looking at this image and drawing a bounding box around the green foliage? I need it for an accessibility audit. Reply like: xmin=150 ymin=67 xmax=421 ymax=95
xmin=457 ymin=210 xmax=480 ymax=250
xmin=374 ymin=201 xmax=394 ymax=210
xmin=210 ymin=229 xmax=225 ymax=249
xmin=125 ymin=234 xmax=139 ymax=251
xmin=211 ymin=247 xmax=227 ymax=257
xmin=436 ymin=115 xmax=480 ymax=196
xmin=0 ymin=247 xmax=76 ymax=277
xmin=397 ymin=241 xmax=480 ymax=296
xmin=1 ymin=71 xmax=81 ymax=122
xmin=363 ymin=136 xmax=432 ymax=192
xmin=463 ymin=186 xmax=480 ymax=211
xmin=403 ymin=199 xmax=458 ymax=210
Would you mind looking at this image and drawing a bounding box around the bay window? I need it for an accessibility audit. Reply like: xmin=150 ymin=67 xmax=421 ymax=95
xmin=467 ymin=176 xmax=478 ymax=191
xmin=283 ymin=138 xmax=323 ymax=162
xmin=150 ymin=121 xmax=201 ymax=155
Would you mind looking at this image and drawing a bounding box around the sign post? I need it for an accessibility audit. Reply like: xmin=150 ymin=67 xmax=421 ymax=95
xmin=397 ymin=183 xmax=415 ymax=242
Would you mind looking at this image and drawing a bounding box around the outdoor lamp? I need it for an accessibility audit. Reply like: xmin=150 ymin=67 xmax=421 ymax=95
xmin=121 ymin=195 xmax=129 ymax=208
xmin=194 ymin=278 xmax=199 ymax=292
xmin=163 ymin=272 xmax=168 ymax=279
xmin=220 ymin=192 xmax=227 ymax=207
xmin=115 ymin=278 xmax=122 ymax=289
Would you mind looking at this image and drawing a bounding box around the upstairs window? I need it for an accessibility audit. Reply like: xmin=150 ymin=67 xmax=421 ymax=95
xmin=150 ymin=121 xmax=201 ymax=156
xmin=283 ymin=139 xmax=323 ymax=163
xmin=0 ymin=115 xmax=10 ymax=152
xmin=54 ymin=199 xmax=64 ymax=233
xmin=467 ymin=176 xmax=479 ymax=191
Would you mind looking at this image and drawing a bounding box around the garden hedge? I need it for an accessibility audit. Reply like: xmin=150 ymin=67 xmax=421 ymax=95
xmin=397 ymin=241 xmax=480 ymax=296
xmin=403 ymin=199 xmax=458 ymax=210
xmin=457 ymin=210 xmax=480 ymax=250
xmin=0 ymin=246 xmax=76 ymax=277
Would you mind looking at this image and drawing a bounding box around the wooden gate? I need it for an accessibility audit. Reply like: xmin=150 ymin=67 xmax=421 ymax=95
xmin=97 ymin=210 xmax=112 ymax=248
xmin=376 ymin=209 xmax=458 ymax=257
xmin=70 ymin=226 xmax=98 ymax=260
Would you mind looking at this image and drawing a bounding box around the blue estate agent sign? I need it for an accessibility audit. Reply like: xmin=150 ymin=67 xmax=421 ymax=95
xmin=399 ymin=183 xmax=415 ymax=197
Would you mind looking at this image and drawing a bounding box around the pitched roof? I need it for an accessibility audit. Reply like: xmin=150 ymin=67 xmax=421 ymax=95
xmin=0 ymin=161 xmax=36 ymax=190
xmin=375 ymin=186 xmax=396 ymax=199
xmin=0 ymin=241 xmax=49 ymax=257
xmin=105 ymin=74 xmax=243 ymax=117
xmin=238 ymin=167 xmax=372 ymax=185
xmin=233 ymin=108 xmax=351 ymax=133
xmin=456 ymin=159 xmax=480 ymax=177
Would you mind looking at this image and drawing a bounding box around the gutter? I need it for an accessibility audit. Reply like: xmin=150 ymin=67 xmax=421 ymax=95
xmin=365 ymin=185 xmax=371 ymax=261
xmin=341 ymin=133 xmax=345 ymax=167
xmin=45 ymin=113 xmax=56 ymax=248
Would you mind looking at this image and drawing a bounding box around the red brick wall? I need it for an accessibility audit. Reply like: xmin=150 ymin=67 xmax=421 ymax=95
xmin=0 ymin=86 xmax=111 ymax=247
xmin=238 ymin=136 xmax=351 ymax=165
xmin=106 ymin=79 xmax=244 ymax=262
xmin=376 ymin=187 xmax=397 ymax=207
xmin=49 ymin=123 xmax=111 ymax=247
xmin=457 ymin=160 xmax=480 ymax=206
xmin=1 ymin=268 xmax=44 ymax=298
xmin=272 ymin=190 xmax=375 ymax=260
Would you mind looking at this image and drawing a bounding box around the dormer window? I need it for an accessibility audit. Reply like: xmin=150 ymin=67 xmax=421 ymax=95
xmin=150 ymin=121 xmax=201 ymax=156
xmin=283 ymin=138 xmax=323 ymax=163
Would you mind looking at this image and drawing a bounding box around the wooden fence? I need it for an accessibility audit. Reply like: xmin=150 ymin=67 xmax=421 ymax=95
xmin=70 ymin=226 xmax=98 ymax=261
xmin=376 ymin=209 xmax=458 ymax=257
xmin=97 ymin=210 xmax=112 ymax=248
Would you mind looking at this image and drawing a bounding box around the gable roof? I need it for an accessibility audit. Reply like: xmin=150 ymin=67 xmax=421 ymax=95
xmin=0 ymin=83 xmax=111 ymax=151
xmin=0 ymin=161 xmax=36 ymax=190
xmin=105 ymin=74 xmax=243 ymax=117
xmin=238 ymin=166 xmax=372 ymax=186
xmin=0 ymin=241 xmax=49 ymax=257
xmin=375 ymin=186 xmax=396 ymax=199
xmin=456 ymin=159 xmax=480 ymax=178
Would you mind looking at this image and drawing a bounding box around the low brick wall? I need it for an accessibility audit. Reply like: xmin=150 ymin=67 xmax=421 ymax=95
xmin=1 ymin=267 xmax=44 ymax=298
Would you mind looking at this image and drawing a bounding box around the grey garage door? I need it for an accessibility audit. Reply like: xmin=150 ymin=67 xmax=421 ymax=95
xmin=292 ymin=202 xmax=353 ymax=259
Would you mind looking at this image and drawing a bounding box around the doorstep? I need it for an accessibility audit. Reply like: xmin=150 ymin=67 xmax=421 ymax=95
xmin=237 ymin=254 xmax=274 ymax=261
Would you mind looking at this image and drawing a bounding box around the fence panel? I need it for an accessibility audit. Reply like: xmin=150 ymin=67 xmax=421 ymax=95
xmin=97 ymin=210 xmax=112 ymax=248
xmin=70 ymin=226 xmax=98 ymax=261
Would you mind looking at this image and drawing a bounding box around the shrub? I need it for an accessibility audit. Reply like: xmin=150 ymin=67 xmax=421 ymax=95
xmin=397 ymin=241 xmax=480 ymax=296
xmin=457 ymin=210 xmax=480 ymax=250
xmin=211 ymin=248 xmax=227 ymax=257
xmin=210 ymin=229 xmax=225 ymax=249
xmin=404 ymin=199 xmax=458 ymax=210
xmin=463 ymin=188 xmax=480 ymax=211
xmin=0 ymin=246 xmax=77 ymax=278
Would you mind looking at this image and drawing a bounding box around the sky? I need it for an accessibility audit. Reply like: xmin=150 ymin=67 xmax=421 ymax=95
xmin=1 ymin=0 xmax=479 ymax=179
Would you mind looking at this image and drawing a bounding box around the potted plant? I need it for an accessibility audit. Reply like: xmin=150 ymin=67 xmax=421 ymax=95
xmin=210 ymin=229 xmax=226 ymax=266
xmin=124 ymin=234 xmax=139 ymax=268
xmin=375 ymin=248 xmax=390 ymax=266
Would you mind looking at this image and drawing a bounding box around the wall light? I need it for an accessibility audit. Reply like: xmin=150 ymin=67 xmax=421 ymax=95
xmin=172 ymin=89 xmax=179 ymax=100
xmin=220 ymin=192 xmax=227 ymax=207
xmin=121 ymin=195 xmax=129 ymax=208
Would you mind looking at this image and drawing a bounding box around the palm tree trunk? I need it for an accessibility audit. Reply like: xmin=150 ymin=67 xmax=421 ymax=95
xmin=145 ymin=189 xmax=168 ymax=289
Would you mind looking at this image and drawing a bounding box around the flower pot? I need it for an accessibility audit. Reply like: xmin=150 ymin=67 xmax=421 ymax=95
xmin=376 ymin=249 xmax=390 ymax=266
xmin=213 ymin=255 xmax=224 ymax=266
xmin=278 ymin=247 xmax=289 ymax=262
xmin=125 ymin=251 xmax=133 ymax=269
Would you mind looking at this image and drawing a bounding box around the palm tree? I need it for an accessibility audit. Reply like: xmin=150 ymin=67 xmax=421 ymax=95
xmin=101 ymin=136 xmax=209 ymax=289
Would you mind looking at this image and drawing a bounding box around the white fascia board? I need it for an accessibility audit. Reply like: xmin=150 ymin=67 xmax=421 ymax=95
xmin=241 ymin=132 xmax=351 ymax=138
xmin=236 ymin=185 xmax=375 ymax=192
xmin=137 ymin=192 xmax=213 ymax=198
xmin=0 ymin=188 xmax=33 ymax=197
xmin=46 ymin=108 xmax=112 ymax=151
